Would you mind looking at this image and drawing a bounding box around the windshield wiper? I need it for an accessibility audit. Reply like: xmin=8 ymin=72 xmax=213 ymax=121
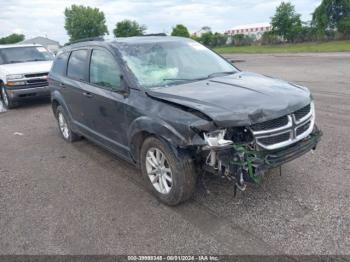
xmin=163 ymin=71 xmax=237 ymax=83
xmin=207 ymin=71 xmax=237 ymax=78
xmin=163 ymin=77 xmax=207 ymax=82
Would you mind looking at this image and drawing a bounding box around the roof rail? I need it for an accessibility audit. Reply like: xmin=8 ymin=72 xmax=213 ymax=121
xmin=141 ymin=33 xmax=167 ymax=36
xmin=64 ymin=36 xmax=104 ymax=46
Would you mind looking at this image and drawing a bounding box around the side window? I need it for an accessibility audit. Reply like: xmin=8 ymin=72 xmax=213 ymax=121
xmin=90 ymin=49 xmax=121 ymax=91
xmin=67 ymin=49 xmax=88 ymax=80
xmin=50 ymin=52 xmax=69 ymax=76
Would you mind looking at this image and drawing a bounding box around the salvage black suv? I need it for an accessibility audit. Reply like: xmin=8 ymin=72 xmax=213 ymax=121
xmin=49 ymin=36 xmax=321 ymax=205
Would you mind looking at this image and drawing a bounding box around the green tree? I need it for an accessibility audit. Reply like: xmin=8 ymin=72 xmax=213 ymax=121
xmin=211 ymin=32 xmax=228 ymax=46
xmin=271 ymin=2 xmax=302 ymax=42
xmin=64 ymin=5 xmax=108 ymax=42
xmin=261 ymin=31 xmax=281 ymax=45
xmin=0 ymin=33 xmax=25 ymax=44
xmin=312 ymin=0 xmax=350 ymax=38
xmin=338 ymin=17 xmax=350 ymax=38
xmin=171 ymin=24 xmax=190 ymax=37
xmin=113 ymin=20 xmax=146 ymax=37
xmin=231 ymin=34 xmax=255 ymax=46
xmin=199 ymin=31 xmax=214 ymax=46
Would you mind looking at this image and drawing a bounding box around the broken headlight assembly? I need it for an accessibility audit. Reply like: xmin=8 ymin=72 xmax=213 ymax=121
xmin=202 ymin=128 xmax=252 ymax=193
xmin=202 ymin=128 xmax=254 ymax=171
xmin=203 ymin=129 xmax=233 ymax=173
xmin=203 ymin=129 xmax=233 ymax=148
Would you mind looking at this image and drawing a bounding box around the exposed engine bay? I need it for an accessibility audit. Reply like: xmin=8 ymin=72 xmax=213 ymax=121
xmin=197 ymin=102 xmax=322 ymax=195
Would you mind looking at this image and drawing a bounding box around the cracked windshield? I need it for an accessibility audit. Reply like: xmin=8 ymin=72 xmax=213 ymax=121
xmin=119 ymin=40 xmax=238 ymax=88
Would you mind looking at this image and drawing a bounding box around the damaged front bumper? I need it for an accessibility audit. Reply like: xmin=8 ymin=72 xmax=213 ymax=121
xmin=256 ymin=128 xmax=321 ymax=169
xmin=201 ymin=126 xmax=322 ymax=187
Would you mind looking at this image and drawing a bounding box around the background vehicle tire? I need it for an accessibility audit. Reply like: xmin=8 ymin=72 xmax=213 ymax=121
xmin=140 ymin=136 xmax=197 ymax=206
xmin=1 ymin=87 xmax=18 ymax=109
xmin=56 ymin=105 xmax=81 ymax=142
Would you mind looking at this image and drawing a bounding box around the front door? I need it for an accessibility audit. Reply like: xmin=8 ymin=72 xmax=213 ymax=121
xmin=82 ymin=48 xmax=129 ymax=156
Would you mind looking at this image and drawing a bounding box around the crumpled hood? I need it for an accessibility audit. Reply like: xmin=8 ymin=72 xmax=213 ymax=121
xmin=146 ymin=71 xmax=312 ymax=127
xmin=0 ymin=61 xmax=52 ymax=76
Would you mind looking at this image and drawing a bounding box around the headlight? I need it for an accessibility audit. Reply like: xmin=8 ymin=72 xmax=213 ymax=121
xmin=6 ymin=74 xmax=24 ymax=81
xmin=6 ymin=81 xmax=26 ymax=87
xmin=203 ymin=129 xmax=233 ymax=148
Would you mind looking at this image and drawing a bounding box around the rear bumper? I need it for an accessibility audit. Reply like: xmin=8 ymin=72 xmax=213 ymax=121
xmin=6 ymin=85 xmax=50 ymax=101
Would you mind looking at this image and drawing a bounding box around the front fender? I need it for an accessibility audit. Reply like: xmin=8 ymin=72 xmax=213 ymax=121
xmin=128 ymin=116 xmax=188 ymax=148
xmin=128 ymin=116 xmax=199 ymax=164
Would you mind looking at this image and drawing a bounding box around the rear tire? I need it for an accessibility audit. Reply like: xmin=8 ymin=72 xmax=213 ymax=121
xmin=1 ymin=86 xmax=18 ymax=109
xmin=56 ymin=105 xmax=81 ymax=142
xmin=140 ymin=136 xmax=197 ymax=206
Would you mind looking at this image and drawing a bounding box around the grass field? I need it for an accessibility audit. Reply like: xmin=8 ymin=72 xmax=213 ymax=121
xmin=214 ymin=40 xmax=350 ymax=53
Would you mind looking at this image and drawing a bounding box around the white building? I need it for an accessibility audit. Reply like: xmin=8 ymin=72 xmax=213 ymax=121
xmin=225 ymin=23 xmax=272 ymax=39
xmin=20 ymin=36 xmax=60 ymax=54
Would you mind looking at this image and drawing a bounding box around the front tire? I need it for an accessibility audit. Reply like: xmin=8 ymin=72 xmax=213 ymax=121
xmin=1 ymin=87 xmax=17 ymax=109
xmin=140 ymin=136 xmax=197 ymax=206
xmin=56 ymin=105 xmax=80 ymax=142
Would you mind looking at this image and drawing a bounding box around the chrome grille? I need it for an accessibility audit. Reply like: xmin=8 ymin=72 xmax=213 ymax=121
xmin=296 ymin=121 xmax=311 ymax=136
xmin=251 ymin=115 xmax=288 ymax=131
xmin=258 ymin=132 xmax=290 ymax=146
xmin=294 ymin=104 xmax=311 ymax=121
xmin=27 ymin=79 xmax=48 ymax=84
xmin=12 ymin=72 xmax=49 ymax=89
xmin=24 ymin=72 xmax=48 ymax=78
xmin=251 ymin=102 xmax=314 ymax=150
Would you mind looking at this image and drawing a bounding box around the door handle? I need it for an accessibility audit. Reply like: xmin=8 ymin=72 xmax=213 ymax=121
xmin=83 ymin=92 xmax=93 ymax=98
xmin=59 ymin=82 xmax=66 ymax=88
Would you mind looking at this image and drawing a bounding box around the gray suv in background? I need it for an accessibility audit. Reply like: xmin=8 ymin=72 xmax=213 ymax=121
xmin=49 ymin=36 xmax=321 ymax=205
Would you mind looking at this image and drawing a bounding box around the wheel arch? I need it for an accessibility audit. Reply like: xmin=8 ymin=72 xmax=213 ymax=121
xmin=51 ymin=90 xmax=71 ymax=119
xmin=128 ymin=116 xmax=188 ymax=164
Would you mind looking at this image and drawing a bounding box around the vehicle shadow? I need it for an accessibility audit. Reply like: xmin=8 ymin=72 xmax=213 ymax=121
xmin=69 ymin=135 xmax=283 ymax=206
xmin=0 ymin=97 xmax=51 ymax=113
xmin=16 ymin=97 xmax=51 ymax=110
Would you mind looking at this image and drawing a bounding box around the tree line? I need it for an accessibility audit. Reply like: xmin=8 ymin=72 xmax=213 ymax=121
xmin=0 ymin=0 xmax=349 ymax=46
xmin=63 ymin=1 xmax=349 ymax=47
xmin=0 ymin=33 xmax=24 ymax=44
xmin=264 ymin=0 xmax=350 ymax=44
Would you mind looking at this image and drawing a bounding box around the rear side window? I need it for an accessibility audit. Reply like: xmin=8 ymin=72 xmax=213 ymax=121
xmin=90 ymin=49 xmax=121 ymax=91
xmin=51 ymin=52 xmax=69 ymax=76
xmin=67 ymin=50 xmax=88 ymax=81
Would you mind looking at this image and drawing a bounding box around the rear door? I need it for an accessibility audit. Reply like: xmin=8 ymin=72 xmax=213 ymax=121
xmin=81 ymin=47 xmax=129 ymax=155
xmin=63 ymin=49 xmax=90 ymax=126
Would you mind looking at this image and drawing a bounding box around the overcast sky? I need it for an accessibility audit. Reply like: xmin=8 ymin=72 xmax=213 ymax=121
xmin=1 ymin=0 xmax=321 ymax=44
